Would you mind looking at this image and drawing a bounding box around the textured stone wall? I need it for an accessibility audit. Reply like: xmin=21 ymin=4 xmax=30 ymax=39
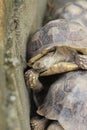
xmin=0 ymin=0 xmax=47 ymax=130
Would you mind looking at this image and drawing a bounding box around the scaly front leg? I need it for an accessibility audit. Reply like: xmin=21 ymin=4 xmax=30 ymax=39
xmin=25 ymin=69 xmax=43 ymax=91
xmin=31 ymin=117 xmax=49 ymax=130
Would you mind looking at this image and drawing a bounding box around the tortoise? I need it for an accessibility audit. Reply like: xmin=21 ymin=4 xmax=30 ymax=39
xmin=25 ymin=18 xmax=87 ymax=90
xmin=25 ymin=1 xmax=87 ymax=129
xmin=53 ymin=0 xmax=87 ymax=27
xmin=37 ymin=70 xmax=87 ymax=130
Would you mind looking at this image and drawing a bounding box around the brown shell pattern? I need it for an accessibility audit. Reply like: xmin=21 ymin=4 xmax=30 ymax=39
xmin=27 ymin=1 xmax=87 ymax=62
xmin=37 ymin=71 xmax=87 ymax=130
xmin=53 ymin=1 xmax=87 ymax=27
xmin=28 ymin=19 xmax=87 ymax=60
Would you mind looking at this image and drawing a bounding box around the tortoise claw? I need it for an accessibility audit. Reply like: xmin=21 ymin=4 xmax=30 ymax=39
xmin=25 ymin=69 xmax=43 ymax=91
xmin=75 ymin=54 xmax=87 ymax=69
xmin=31 ymin=117 xmax=48 ymax=130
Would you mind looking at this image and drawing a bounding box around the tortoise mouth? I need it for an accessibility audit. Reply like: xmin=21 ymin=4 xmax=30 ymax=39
xmin=40 ymin=62 xmax=78 ymax=76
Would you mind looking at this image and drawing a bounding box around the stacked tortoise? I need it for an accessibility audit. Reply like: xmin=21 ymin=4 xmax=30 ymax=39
xmin=28 ymin=71 xmax=87 ymax=130
xmin=53 ymin=0 xmax=87 ymax=27
xmin=25 ymin=15 xmax=87 ymax=90
xmin=25 ymin=0 xmax=87 ymax=130
xmin=37 ymin=70 xmax=87 ymax=130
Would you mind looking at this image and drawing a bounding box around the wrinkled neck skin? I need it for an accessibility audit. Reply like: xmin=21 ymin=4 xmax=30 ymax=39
xmin=32 ymin=47 xmax=77 ymax=73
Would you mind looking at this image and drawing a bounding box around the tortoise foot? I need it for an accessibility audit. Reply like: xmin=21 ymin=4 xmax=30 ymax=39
xmin=75 ymin=54 xmax=87 ymax=69
xmin=25 ymin=69 xmax=43 ymax=91
xmin=31 ymin=117 xmax=48 ymax=130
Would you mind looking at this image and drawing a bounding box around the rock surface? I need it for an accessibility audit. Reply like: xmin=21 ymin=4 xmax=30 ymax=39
xmin=0 ymin=0 xmax=47 ymax=130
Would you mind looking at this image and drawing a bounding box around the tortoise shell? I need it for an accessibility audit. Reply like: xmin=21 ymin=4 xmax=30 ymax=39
xmin=28 ymin=19 xmax=87 ymax=66
xmin=37 ymin=70 xmax=87 ymax=130
xmin=53 ymin=0 xmax=87 ymax=27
